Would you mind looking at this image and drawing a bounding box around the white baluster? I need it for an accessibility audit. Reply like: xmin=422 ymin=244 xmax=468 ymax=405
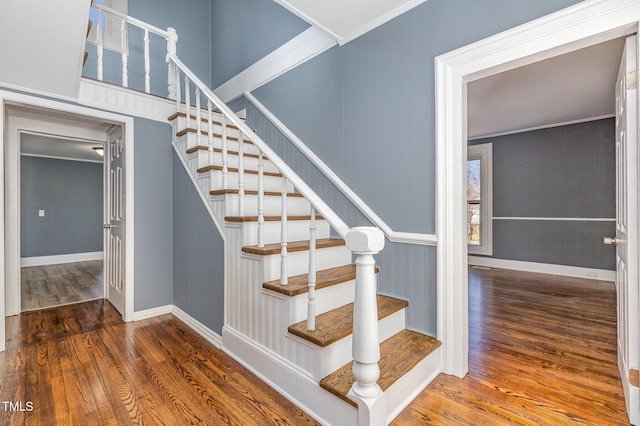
xmin=280 ymin=177 xmax=288 ymax=285
xmin=257 ymin=151 xmax=265 ymax=248
xmin=195 ymin=87 xmax=202 ymax=147
xmin=238 ymin=129 xmax=245 ymax=217
xmin=144 ymin=28 xmax=150 ymax=94
xmin=166 ymin=27 xmax=178 ymax=99
xmin=221 ymin=116 xmax=229 ymax=189
xmin=207 ymin=100 xmax=214 ymax=165
xmin=346 ymin=227 xmax=386 ymax=426
xmin=307 ymin=206 xmax=317 ymax=330
xmin=184 ymin=76 xmax=191 ymax=128
xmin=175 ymin=66 xmax=181 ymax=108
xmin=97 ymin=11 xmax=104 ymax=81
xmin=120 ymin=20 xmax=128 ymax=88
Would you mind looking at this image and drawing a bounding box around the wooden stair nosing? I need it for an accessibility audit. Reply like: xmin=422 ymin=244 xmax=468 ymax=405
xmin=210 ymin=189 xmax=304 ymax=198
xmin=176 ymin=127 xmax=252 ymax=144
xmin=186 ymin=145 xmax=264 ymax=160
xmin=225 ymin=215 xmax=323 ymax=223
xmin=197 ymin=165 xmax=282 ymax=178
xmin=168 ymin=111 xmax=243 ymax=130
xmin=242 ymin=238 xmax=345 ymax=256
xmin=287 ymin=295 xmax=408 ymax=347
xmin=319 ymin=330 xmax=442 ymax=408
xmin=263 ymin=265 xmax=380 ymax=297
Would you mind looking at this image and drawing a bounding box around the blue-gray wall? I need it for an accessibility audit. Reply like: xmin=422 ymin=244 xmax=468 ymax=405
xmin=210 ymin=0 xmax=309 ymax=88
xmin=133 ymin=118 xmax=174 ymax=311
xmin=225 ymin=0 xmax=584 ymax=336
xmin=470 ymin=118 xmax=616 ymax=270
xmin=21 ymin=157 xmax=103 ymax=257
xmin=173 ymin=153 xmax=225 ymax=333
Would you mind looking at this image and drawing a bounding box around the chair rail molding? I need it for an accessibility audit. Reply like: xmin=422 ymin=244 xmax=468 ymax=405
xmin=244 ymin=92 xmax=437 ymax=246
xmin=435 ymin=0 xmax=640 ymax=384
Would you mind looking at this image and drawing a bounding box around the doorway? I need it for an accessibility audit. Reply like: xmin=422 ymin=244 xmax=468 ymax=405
xmin=435 ymin=1 xmax=640 ymax=423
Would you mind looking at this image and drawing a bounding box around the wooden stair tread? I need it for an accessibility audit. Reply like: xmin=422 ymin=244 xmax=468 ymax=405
xmin=242 ymin=238 xmax=344 ymax=256
xmin=225 ymin=215 xmax=322 ymax=223
xmin=168 ymin=111 xmax=243 ymax=130
xmin=263 ymin=265 xmax=379 ymax=297
xmin=319 ymin=330 xmax=442 ymax=407
xmin=176 ymin=127 xmax=251 ymax=143
xmin=186 ymin=145 xmax=264 ymax=159
xmin=288 ymin=295 xmax=408 ymax=347
xmin=210 ymin=189 xmax=304 ymax=198
xmin=197 ymin=165 xmax=282 ymax=177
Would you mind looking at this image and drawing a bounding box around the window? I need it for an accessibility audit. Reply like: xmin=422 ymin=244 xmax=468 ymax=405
xmin=467 ymin=143 xmax=492 ymax=255
xmin=88 ymin=0 xmax=128 ymax=52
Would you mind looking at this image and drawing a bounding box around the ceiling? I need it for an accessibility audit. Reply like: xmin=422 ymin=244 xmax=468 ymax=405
xmin=467 ymin=37 xmax=626 ymax=139
xmin=275 ymin=0 xmax=426 ymax=45
xmin=21 ymin=134 xmax=104 ymax=163
xmin=0 ymin=0 xmax=90 ymax=98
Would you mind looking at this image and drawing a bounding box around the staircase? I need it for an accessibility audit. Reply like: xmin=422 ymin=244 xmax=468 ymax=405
xmin=85 ymin=5 xmax=442 ymax=424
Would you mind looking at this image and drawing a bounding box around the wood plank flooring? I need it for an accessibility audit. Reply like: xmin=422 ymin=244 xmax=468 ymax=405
xmin=21 ymin=260 xmax=104 ymax=311
xmin=393 ymin=267 xmax=629 ymax=425
xmin=0 ymin=299 xmax=319 ymax=425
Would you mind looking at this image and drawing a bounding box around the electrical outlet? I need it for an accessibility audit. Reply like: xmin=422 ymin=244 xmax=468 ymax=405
xmin=38 ymin=210 xmax=45 ymax=217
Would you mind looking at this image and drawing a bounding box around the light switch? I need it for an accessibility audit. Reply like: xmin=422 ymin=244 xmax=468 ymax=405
xmin=38 ymin=210 xmax=45 ymax=217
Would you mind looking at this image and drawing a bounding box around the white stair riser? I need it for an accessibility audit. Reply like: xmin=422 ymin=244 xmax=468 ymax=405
xmin=287 ymin=279 xmax=356 ymax=324
xmin=215 ymin=194 xmax=312 ymax=217
xmin=172 ymin=115 xmax=241 ymax=134
xmin=250 ymin=245 xmax=352 ymax=282
xmin=198 ymin=171 xmax=292 ymax=193
xmin=234 ymin=220 xmax=331 ymax=247
xmin=191 ymin=150 xmax=280 ymax=174
xmin=180 ymin=132 xmax=261 ymax=156
xmin=315 ymin=308 xmax=406 ymax=379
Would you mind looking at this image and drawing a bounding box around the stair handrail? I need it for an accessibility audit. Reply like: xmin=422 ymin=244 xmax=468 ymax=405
xmin=166 ymin=53 xmax=351 ymax=239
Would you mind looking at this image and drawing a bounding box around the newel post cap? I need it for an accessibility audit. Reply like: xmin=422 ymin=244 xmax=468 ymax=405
xmin=346 ymin=227 xmax=385 ymax=253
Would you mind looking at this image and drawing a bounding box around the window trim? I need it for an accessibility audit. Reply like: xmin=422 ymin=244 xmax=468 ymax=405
xmin=467 ymin=143 xmax=493 ymax=256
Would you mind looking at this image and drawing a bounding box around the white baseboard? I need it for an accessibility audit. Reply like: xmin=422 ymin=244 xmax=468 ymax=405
xmin=21 ymin=251 xmax=103 ymax=267
xmin=172 ymin=305 xmax=223 ymax=349
xmin=468 ymin=256 xmax=615 ymax=282
xmin=133 ymin=305 xmax=173 ymax=321
xmin=222 ymin=326 xmax=356 ymax=426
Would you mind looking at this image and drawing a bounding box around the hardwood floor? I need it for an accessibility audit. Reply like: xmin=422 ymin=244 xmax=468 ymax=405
xmin=21 ymin=260 xmax=104 ymax=311
xmin=0 ymin=299 xmax=318 ymax=425
xmin=393 ymin=267 xmax=629 ymax=425
xmin=2 ymin=267 xmax=629 ymax=425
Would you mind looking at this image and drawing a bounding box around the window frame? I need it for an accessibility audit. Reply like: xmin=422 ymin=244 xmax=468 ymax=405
xmin=88 ymin=0 xmax=129 ymax=53
xmin=467 ymin=142 xmax=493 ymax=256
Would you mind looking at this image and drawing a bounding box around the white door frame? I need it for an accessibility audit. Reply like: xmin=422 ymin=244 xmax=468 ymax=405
xmin=435 ymin=0 xmax=640 ymax=378
xmin=0 ymin=91 xmax=135 ymax=351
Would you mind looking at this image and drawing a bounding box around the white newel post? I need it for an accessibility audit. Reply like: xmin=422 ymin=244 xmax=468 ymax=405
xmin=346 ymin=227 xmax=386 ymax=426
xmin=166 ymin=27 xmax=178 ymax=100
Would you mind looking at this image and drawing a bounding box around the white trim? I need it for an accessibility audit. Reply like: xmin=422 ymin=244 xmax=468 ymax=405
xmin=245 ymin=92 xmax=437 ymax=246
xmin=0 ymin=98 xmax=5 ymax=352
xmin=214 ymin=27 xmax=336 ymax=103
xmin=468 ymin=113 xmax=615 ymax=140
xmin=467 ymin=143 xmax=492 ymax=256
xmin=133 ymin=304 xmax=173 ymax=321
xmin=171 ymin=305 xmax=223 ymax=349
xmin=78 ymin=78 xmax=176 ymax=123
xmin=20 ymin=153 xmax=104 ymax=164
xmin=21 ymin=252 xmax=103 ymax=267
xmin=436 ymin=0 xmax=640 ymax=381
xmin=468 ymin=256 xmax=616 ymax=282
xmin=0 ymin=90 xmax=135 ymax=324
xmin=493 ymin=216 xmax=616 ymax=222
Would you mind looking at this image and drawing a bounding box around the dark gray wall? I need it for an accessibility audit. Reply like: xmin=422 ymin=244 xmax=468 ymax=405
xmin=231 ymin=0 xmax=582 ymax=336
xmin=84 ymin=0 xmax=213 ymax=95
xmin=173 ymin=153 xmax=225 ymax=334
xmin=210 ymin=0 xmax=309 ymax=88
xmin=470 ymin=118 xmax=616 ymax=270
xmin=134 ymin=118 xmax=174 ymax=311
xmin=21 ymin=157 xmax=103 ymax=257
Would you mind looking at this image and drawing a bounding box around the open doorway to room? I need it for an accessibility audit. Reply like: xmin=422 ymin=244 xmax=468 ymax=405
xmin=19 ymin=132 xmax=106 ymax=311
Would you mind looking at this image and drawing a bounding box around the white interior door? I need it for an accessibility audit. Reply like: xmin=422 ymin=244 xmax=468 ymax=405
xmin=614 ymin=34 xmax=639 ymax=425
xmin=105 ymin=126 xmax=126 ymax=316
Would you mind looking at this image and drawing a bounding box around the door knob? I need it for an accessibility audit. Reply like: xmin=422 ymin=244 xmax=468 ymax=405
xmin=103 ymin=224 xmax=111 ymax=229
xmin=604 ymin=237 xmax=617 ymax=245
